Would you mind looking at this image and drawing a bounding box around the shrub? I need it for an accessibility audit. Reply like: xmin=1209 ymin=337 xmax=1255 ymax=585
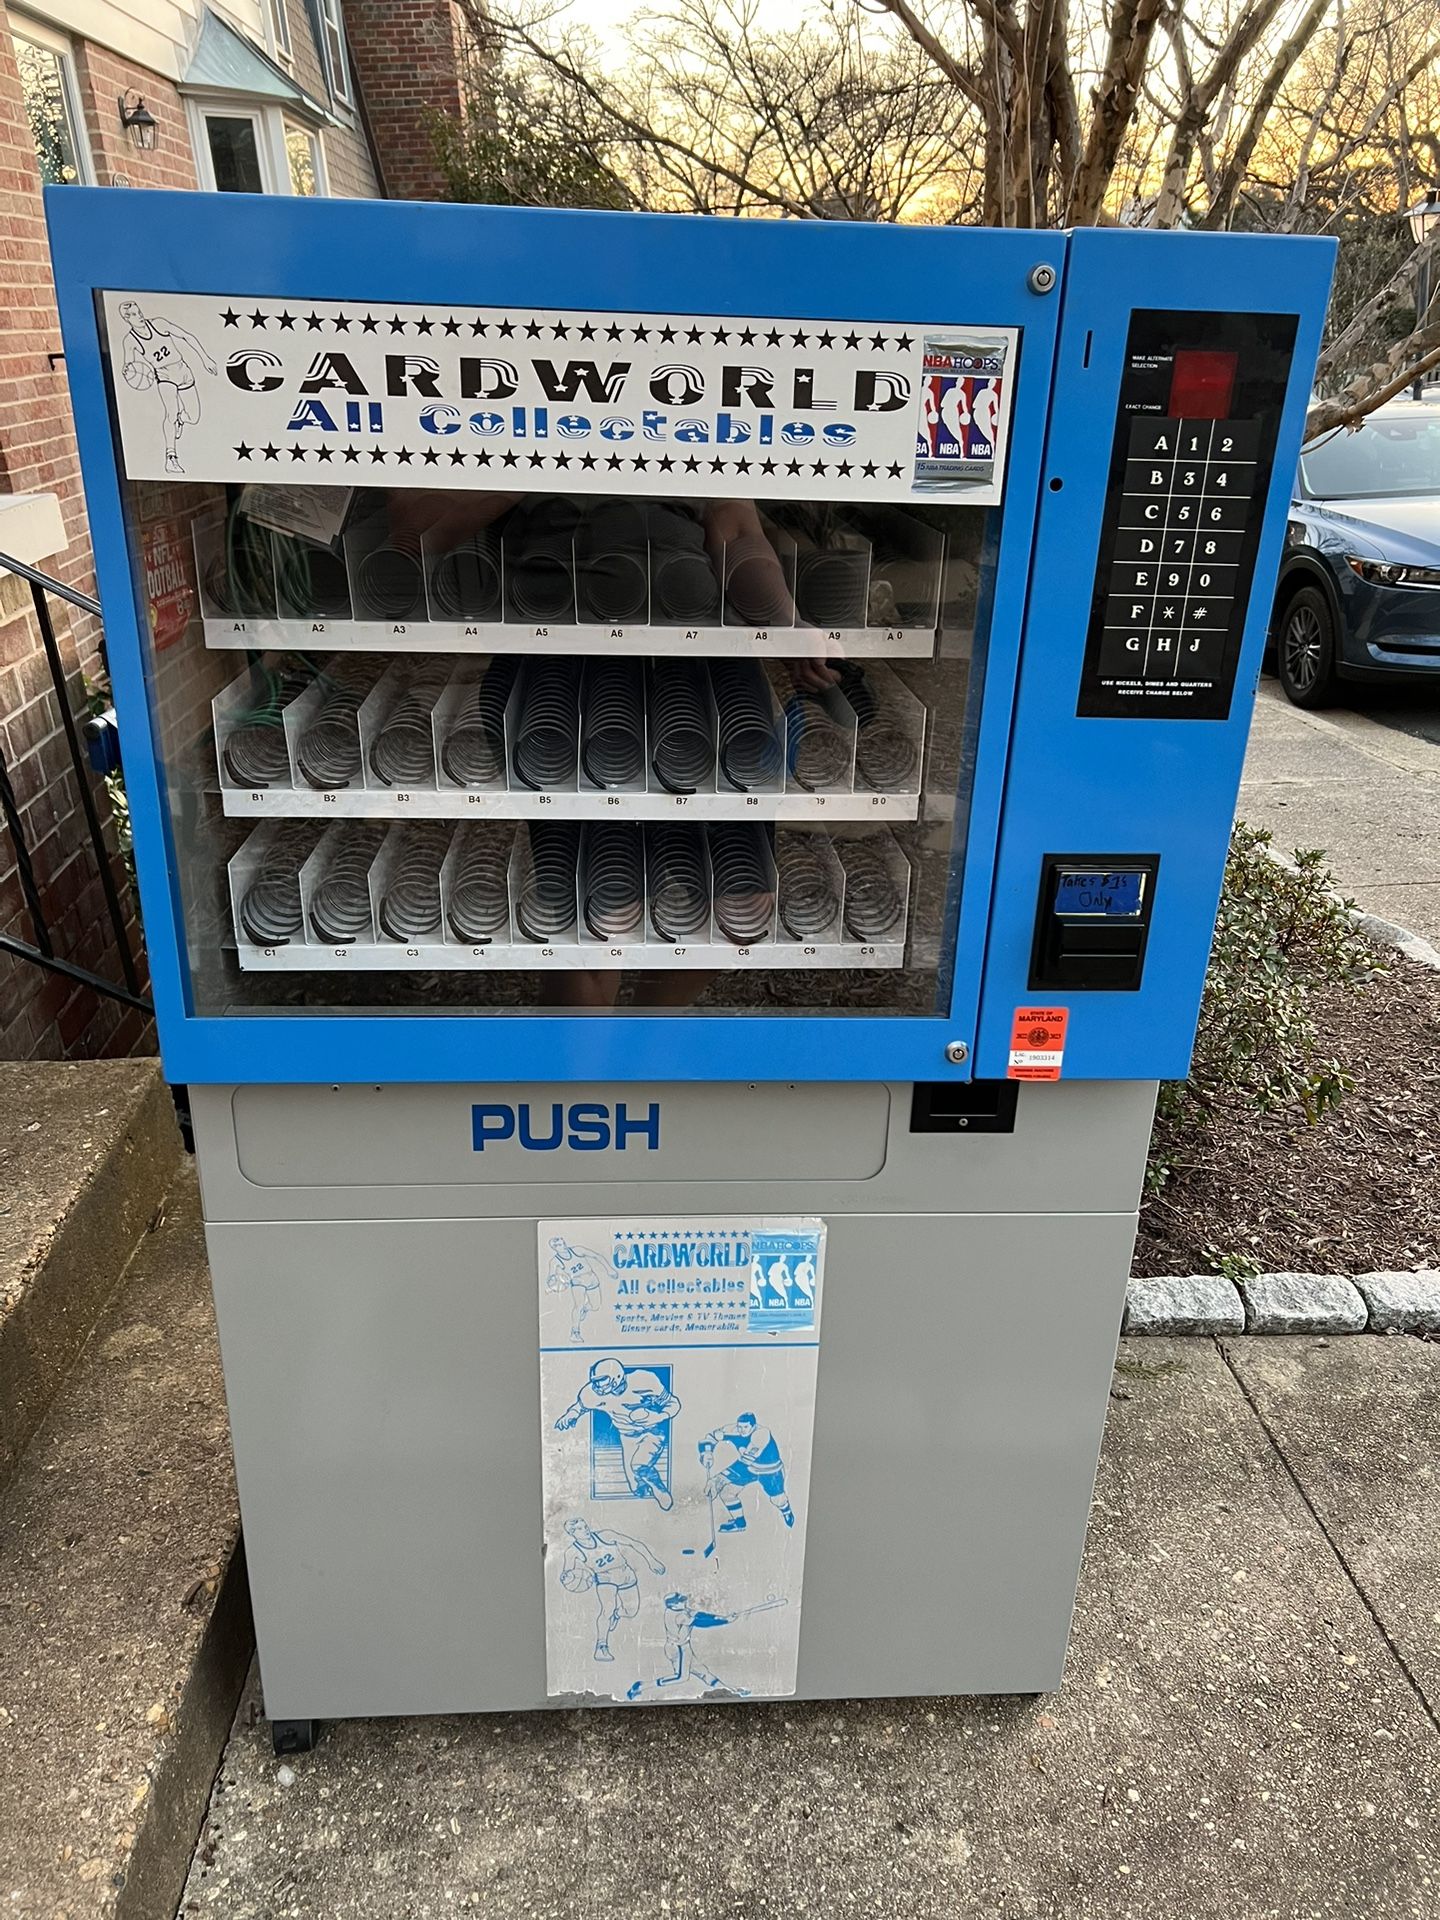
xmin=1147 ymin=823 xmax=1379 ymax=1192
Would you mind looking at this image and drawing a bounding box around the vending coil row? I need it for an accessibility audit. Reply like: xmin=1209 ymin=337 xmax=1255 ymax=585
xmin=229 ymin=819 xmax=912 ymax=968
xmin=213 ymin=655 xmax=926 ymax=804
xmin=196 ymin=497 xmax=946 ymax=636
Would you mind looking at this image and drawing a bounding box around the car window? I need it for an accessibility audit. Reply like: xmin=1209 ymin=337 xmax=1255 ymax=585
xmin=1299 ymin=412 xmax=1440 ymax=499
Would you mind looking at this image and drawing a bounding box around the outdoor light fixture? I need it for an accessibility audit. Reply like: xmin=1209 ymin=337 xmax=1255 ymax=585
xmin=1407 ymin=191 xmax=1440 ymax=245
xmin=117 ymin=92 xmax=158 ymax=152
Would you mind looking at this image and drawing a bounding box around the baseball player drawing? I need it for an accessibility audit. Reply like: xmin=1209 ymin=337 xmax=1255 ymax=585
xmin=700 ymin=1412 xmax=796 ymax=1535
xmin=555 ymin=1357 xmax=681 ymax=1510
xmin=558 ymin=1518 xmax=665 ymax=1663
xmin=651 ymin=1591 xmax=787 ymax=1694
xmin=118 ymin=300 xmax=215 ymax=474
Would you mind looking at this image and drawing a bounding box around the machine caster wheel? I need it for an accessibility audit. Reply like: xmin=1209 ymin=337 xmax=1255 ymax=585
xmin=271 ymin=1719 xmax=319 ymax=1755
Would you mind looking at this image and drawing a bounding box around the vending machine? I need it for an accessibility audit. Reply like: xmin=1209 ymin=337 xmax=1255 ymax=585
xmin=48 ymin=190 xmax=1333 ymax=1748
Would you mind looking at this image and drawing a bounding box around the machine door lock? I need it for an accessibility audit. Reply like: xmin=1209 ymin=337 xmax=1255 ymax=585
xmin=1029 ymin=854 xmax=1158 ymax=992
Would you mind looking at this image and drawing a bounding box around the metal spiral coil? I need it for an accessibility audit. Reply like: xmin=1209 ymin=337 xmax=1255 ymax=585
xmin=580 ymin=658 xmax=645 ymax=789
xmin=577 ymin=500 xmax=650 ymax=622
xmin=771 ymin=670 xmax=853 ymax=793
xmin=368 ymin=665 xmax=449 ymax=788
xmin=837 ymin=840 xmax=905 ymax=941
xmin=445 ymin=824 xmax=513 ymax=944
xmin=306 ymin=824 xmax=385 ymax=944
xmin=711 ymin=659 xmax=783 ymax=792
xmin=511 ymin=658 xmax=581 ymax=790
xmin=354 ymin=542 xmax=425 ymax=620
xmin=707 ymin=823 xmax=775 ymax=945
xmin=837 ymin=663 xmax=921 ymax=793
xmin=221 ymin=659 xmax=313 ymax=790
xmin=515 ymin=821 xmax=580 ymax=942
xmin=223 ymin=723 xmax=291 ymax=787
xmin=649 ymin=505 xmax=718 ymax=620
xmin=507 ymin=502 xmax=578 ymax=622
xmin=439 ymin=656 xmax=517 ymax=788
xmin=645 ymin=824 xmax=710 ymax=942
xmin=581 ymin=822 xmax=645 ymax=940
xmin=795 ymin=549 xmax=870 ymax=627
xmin=648 ymin=660 xmax=714 ymax=795
xmin=652 ymin=550 xmax=720 ymax=620
xmin=377 ymin=823 xmax=451 ymax=941
xmin=429 ymin=537 xmax=503 ymax=620
xmin=294 ymin=667 xmax=377 ymax=790
xmin=235 ymin=822 xmax=318 ymax=946
xmin=724 ymin=531 xmax=791 ymax=625
xmin=274 ymin=539 xmax=352 ymax=619
xmin=205 ymin=517 xmax=275 ymax=617
xmin=776 ymin=836 xmax=842 ymax=941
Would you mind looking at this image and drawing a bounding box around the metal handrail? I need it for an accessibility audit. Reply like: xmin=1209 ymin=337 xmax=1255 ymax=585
xmin=0 ymin=547 xmax=102 ymax=618
xmin=0 ymin=548 xmax=152 ymax=1018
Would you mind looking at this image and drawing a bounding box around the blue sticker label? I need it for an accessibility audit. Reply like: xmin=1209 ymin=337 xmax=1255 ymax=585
xmin=748 ymin=1231 xmax=820 ymax=1332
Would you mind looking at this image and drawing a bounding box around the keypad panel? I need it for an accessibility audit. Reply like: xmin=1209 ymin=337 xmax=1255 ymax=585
xmin=1077 ymin=312 xmax=1297 ymax=720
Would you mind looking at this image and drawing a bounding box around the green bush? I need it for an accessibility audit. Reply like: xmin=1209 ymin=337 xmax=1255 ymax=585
xmin=1147 ymin=823 xmax=1379 ymax=1193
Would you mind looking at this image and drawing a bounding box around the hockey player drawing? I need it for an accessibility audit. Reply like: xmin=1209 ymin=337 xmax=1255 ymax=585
xmin=545 ymin=1235 xmax=609 ymax=1343
xmin=117 ymin=301 xmax=215 ymax=474
xmin=700 ymin=1413 xmax=796 ymax=1535
xmin=555 ymin=1357 xmax=681 ymax=1510
xmin=558 ymin=1518 xmax=665 ymax=1663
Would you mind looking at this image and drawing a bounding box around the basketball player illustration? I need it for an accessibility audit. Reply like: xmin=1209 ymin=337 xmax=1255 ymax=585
xmin=118 ymin=301 xmax=216 ymax=474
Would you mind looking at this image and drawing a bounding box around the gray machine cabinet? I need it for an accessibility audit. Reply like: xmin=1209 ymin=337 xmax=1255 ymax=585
xmin=193 ymin=1080 xmax=1152 ymax=1717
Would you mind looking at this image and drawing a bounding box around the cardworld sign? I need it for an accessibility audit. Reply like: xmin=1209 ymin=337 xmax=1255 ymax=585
xmin=103 ymin=292 xmax=1016 ymax=506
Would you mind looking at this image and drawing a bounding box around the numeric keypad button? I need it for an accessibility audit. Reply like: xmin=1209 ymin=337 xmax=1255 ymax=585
xmin=1097 ymin=629 xmax=1148 ymax=679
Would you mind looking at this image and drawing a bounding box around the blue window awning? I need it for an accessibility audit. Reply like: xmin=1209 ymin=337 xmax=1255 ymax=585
xmin=181 ymin=9 xmax=337 ymax=126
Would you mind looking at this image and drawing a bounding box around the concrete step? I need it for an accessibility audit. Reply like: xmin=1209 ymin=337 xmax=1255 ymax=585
xmin=1 ymin=1059 xmax=182 ymax=1490
xmin=0 ymin=1166 xmax=251 ymax=1920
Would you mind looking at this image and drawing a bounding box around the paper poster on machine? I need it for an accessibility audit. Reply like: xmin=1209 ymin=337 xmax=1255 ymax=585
xmin=537 ymin=1216 xmax=824 ymax=1703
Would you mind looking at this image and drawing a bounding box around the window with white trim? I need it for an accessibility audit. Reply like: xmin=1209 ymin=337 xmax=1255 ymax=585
xmin=317 ymin=0 xmax=352 ymax=107
xmin=266 ymin=0 xmax=293 ymax=65
xmin=187 ymin=101 xmax=329 ymax=197
xmin=199 ymin=108 xmax=271 ymax=193
xmin=284 ymin=120 xmax=326 ymax=196
xmin=11 ymin=14 xmax=92 ymax=186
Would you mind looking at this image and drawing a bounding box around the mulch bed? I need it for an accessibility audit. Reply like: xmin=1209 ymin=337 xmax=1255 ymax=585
xmin=1132 ymin=954 xmax=1440 ymax=1277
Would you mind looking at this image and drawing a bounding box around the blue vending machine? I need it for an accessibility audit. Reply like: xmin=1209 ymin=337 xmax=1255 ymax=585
xmin=48 ymin=191 xmax=1332 ymax=1748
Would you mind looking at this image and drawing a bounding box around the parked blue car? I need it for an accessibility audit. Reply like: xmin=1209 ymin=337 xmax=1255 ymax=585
xmin=1272 ymin=397 xmax=1440 ymax=705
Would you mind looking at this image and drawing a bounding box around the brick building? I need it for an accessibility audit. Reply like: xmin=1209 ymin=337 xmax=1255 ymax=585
xmin=0 ymin=0 xmax=406 ymax=1061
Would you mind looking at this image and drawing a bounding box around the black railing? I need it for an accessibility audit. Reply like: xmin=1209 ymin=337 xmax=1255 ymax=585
xmin=0 ymin=547 xmax=153 ymax=1018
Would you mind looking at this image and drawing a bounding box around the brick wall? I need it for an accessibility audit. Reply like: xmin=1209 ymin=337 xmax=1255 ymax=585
xmin=71 ymin=40 xmax=198 ymax=192
xmin=341 ymin=0 xmax=465 ymax=201
xmin=0 ymin=4 xmax=152 ymax=1060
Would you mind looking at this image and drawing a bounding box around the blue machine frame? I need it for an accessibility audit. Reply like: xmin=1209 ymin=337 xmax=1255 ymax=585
xmin=46 ymin=192 xmax=1333 ymax=1087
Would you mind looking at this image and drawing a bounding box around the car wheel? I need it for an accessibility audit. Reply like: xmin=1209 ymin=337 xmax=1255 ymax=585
xmin=1277 ymin=584 xmax=1338 ymax=708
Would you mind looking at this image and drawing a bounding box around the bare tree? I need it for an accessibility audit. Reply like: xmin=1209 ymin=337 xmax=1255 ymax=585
xmin=447 ymin=0 xmax=1440 ymax=421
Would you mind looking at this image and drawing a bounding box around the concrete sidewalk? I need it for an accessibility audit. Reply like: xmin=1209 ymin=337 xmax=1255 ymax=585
xmin=1240 ymin=680 xmax=1440 ymax=941
xmin=178 ymin=1336 xmax=1440 ymax=1920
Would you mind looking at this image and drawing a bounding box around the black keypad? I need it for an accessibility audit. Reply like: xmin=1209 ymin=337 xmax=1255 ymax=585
xmin=1095 ymin=415 xmax=1257 ymax=694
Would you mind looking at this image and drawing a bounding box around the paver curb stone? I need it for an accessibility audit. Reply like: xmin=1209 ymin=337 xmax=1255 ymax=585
xmin=1127 ymin=1269 xmax=1440 ymax=1333
xmin=1234 ymin=1269 xmax=1369 ymax=1333
xmin=1352 ymin=1269 xmax=1440 ymax=1334
xmin=1124 ymin=1271 xmax=1245 ymax=1335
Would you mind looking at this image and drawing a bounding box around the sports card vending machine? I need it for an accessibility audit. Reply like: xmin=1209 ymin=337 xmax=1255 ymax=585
xmin=48 ymin=190 xmax=1333 ymax=1747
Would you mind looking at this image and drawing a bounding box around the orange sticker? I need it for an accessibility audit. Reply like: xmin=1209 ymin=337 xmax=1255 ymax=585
xmin=1007 ymin=1006 xmax=1069 ymax=1082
